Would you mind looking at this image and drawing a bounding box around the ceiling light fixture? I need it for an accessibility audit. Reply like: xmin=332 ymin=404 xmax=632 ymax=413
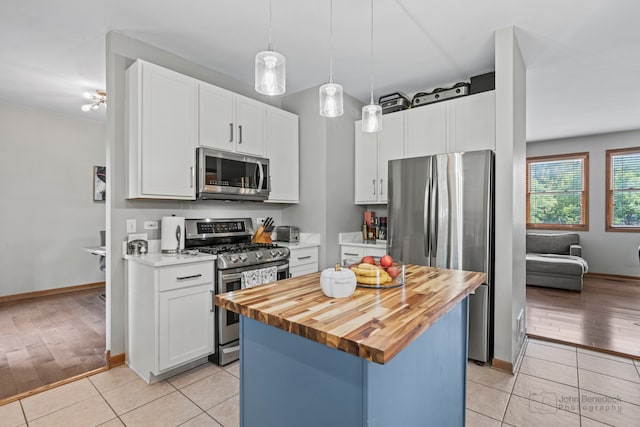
xmin=255 ymin=0 xmax=285 ymax=96
xmin=319 ymin=0 xmax=343 ymax=117
xmin=362 ymin=0 xmax=381 ymax=133
xmin=81 ymin=89 xmax=107 ymax=112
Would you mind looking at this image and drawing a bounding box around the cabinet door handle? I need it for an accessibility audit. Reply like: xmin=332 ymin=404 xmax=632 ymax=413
xmin=190 ymin=167 xmax=194 ymax=188
xmin=210 ymin=290 xmax=215 ymax=312
xmin=344 ymin=252 xmax=360 ymax=256
xmin=297 ymin=255 xmax=312 ymax=260
xmin=372 ymin=179 xmax=376 ymax=195
xmin=229 ymin=123 xmax=234 ymax=142
xmin=238 ymin=125 xmax=243 ymax=144
xmin=380 ymin=178 xmax=384 ymax=195
xmin=176 ymin=274 xmax=202 ymax=280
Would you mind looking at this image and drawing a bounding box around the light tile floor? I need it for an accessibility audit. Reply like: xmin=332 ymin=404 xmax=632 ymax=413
xmin=1 ymin=339 xmax=639 ymax=426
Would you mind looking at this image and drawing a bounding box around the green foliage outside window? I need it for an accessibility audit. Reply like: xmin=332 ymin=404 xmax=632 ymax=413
xmin=610 ymin=152 xmax=640 ymax=227
xmin=528 ymin=158 xmax=584 ymax=226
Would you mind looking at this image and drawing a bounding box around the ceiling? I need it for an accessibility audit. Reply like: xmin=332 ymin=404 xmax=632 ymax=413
xmin=1 ymin=0 xmax=638 ymax=142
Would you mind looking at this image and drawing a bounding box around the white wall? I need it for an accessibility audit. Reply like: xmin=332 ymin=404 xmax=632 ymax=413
xmin=527 ymin=129 xmax=640 ymax=277
xmin=0 ymin=102 xmax=106 ymax=296
xmin=281 ymin=86 xmax=363 ymax=269
xmin=493 ymin=27 xmax=527 ymax=368
xmin=106 ymin=32 xmax=288 ymax=355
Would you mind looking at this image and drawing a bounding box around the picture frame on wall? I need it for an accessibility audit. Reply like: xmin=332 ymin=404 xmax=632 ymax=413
xmin=93 ymin=166 xmax=106 ymax=201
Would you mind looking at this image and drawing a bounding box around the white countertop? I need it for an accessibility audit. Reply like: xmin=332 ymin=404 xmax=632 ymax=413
xmin=274 ymin=233 xmax=320 ymax=249
xmin=124 ymin=252 xmax=216 ymax=267
xmin=339 ymin=232 xmax=387 ymax=249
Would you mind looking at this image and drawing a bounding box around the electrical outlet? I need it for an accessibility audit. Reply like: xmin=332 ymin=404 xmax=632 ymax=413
xmin=144 ymin=221 xmax=158 ymax=230
xmin=126 ymin=219 xmax=136 ymax=233
xmin=256 ymin=217 xmax=266 ymax=226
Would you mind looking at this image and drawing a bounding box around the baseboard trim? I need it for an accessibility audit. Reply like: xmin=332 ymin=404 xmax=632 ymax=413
xmin=526 ymin=334 xmax=639 ymax=361
xmin=491 ymin=358 xmax=513 ymax=373
xmin=0 ymin=282 xmax=106 ymax=303
xmin=585 ymin=272 xmax=640 ymax=282
xmin=107 ymin=351 xmax=126 ymax=368
xmin=0 ymin=365 xmax=108 ymax=407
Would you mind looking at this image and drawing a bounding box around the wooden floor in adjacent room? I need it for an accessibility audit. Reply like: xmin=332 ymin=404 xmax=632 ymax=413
xmin=527 ymin=275 xmax=640 ymax=358
xmin=0 ymin=287 xmax=106 ymax=401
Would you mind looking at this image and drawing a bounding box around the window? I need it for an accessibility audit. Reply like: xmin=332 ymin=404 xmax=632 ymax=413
xmin=526 ymin=152 xmax=589 ymax=230
xmin=606 ymin=147 xmax=640 ymax=232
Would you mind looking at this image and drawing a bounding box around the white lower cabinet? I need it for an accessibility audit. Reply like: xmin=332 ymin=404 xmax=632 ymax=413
xmin=289 ymin=246 xmax=319 ymax=278
xmin=340 ymin=245 xmax=386 ymax=264
xmin=128 ymin=260 xmax=214 ymax=382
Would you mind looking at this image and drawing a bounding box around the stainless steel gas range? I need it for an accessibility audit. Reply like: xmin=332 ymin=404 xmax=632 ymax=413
xmin=184 ymin=218 xmax=290 ymax=365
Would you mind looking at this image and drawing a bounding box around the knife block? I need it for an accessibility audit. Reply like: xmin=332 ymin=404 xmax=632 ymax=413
xmin=252 ymin=226 xmax=273 ymax=244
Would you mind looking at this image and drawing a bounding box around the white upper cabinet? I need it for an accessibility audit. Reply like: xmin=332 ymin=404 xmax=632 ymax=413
xmin=354 ymin=121 xmax=379 ymax=204
xmin=405 ymin=103 xmax=447 ymax=158
xmin=448 ymin=91 xmax=496 ymax=152
xmin=265 ymin=106 xmax=299 ymax=203
xmin=355 ymin=113 xmax=405 ymax=204
xmin=127 ymin=60 xmax=197 ymax=200
xmin=198 ymin=83 xmax=235 ymax=152
xmin=353 ymin=90 xmax=496 ymax=205
xmin=377 ymin=113 xmax=405 ymax=203
xmin=199 ymin=84 xmax=266 ymax=157
xmin=235 ymin=95 xmax=266 ymax=156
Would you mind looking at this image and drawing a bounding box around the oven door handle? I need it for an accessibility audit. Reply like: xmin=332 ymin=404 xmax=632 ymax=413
xmin=220 ymin=263 xmax=289 ymax=282
xmin=210 ymin=289 xmax=215 ymax=312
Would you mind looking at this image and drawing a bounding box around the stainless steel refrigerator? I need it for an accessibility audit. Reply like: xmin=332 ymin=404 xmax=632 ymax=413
xmin=388 ymin=150 xmax=494 ymax=362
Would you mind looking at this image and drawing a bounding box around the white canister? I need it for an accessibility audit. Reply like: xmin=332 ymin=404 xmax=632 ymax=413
xmin=320 ymin=265 xmax=357 ymax=298
xmin=161 ymin=216 xmax=185 ymax=254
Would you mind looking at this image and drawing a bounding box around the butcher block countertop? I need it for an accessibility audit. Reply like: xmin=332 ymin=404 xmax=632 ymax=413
xmin=215 ymin=264 xmax=485 ymax=364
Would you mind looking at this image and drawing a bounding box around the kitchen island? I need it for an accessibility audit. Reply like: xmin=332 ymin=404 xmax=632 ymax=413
xmin=216 ymin=264 xmax=485 ymax=426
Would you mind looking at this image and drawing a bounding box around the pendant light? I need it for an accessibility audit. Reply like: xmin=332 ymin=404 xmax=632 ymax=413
xmin=255 ymin=0 xmax=286 ymax=96
xmin=319 ymin=0 xmax=343 ymax=117
xmin=362 ymin=0 xmax=382 ymax=133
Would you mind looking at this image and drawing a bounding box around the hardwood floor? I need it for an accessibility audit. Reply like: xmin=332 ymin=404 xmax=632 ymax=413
xmin=0 ymin=287 xmax=106 ymax=400
xmin=526 ymin=275 xmax=640 ymax=358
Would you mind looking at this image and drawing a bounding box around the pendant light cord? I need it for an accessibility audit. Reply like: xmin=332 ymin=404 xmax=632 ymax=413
xmin=329 ymin=0 xmax=334 ymax=83
xmin=369 ymin=0 xmax=374 ymax=105
xmin=268 ymin=0 xmax=273 ymax=51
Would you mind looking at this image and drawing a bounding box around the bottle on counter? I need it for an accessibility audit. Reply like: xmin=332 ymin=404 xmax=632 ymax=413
xmin=362 ymin=221 xmax=368 ymax=241
xmin=378 ymin=217 xmax=387 ymax=240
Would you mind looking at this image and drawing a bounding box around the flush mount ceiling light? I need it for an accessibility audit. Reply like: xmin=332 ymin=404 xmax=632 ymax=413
xmin=362 ymin=0 xmax=382 ymax=133
xmin=81 ymin=89 xmax=106 ymax=112
xmin=255 ymin=0 xmax=285 ymax=96
xmin=319 ymin=0 xmax=343 ymax=117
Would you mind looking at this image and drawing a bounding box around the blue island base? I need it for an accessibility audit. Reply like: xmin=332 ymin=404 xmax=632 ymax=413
xmin=239 ymin=298 xmax=468 ymax=427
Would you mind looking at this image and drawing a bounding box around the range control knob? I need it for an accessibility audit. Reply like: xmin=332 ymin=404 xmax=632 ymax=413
xmin=239 ymin=254 xmax=248 ymax=262
xmin=276 ymin=249 xmax=284 ymax=256
xmin=230 ymin=254 xmax=240 ymax=263
xmin=255 ymin=252 xmax=264 ymax=259
xmin=270 ymin=250 xmax=278 ymax=256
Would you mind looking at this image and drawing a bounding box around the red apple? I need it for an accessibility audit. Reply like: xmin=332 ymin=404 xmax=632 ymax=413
xmin=361 ymin=256 xmax=376 ymax=265
xmin=380 ymin=255 xmax=393 ymax=268
xmin=386 ymin=266 xmax=401 ymax=278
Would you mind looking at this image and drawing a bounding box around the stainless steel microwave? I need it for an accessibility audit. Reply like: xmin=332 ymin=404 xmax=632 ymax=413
xmin=197 ymin=148 xmax=270 ymax=201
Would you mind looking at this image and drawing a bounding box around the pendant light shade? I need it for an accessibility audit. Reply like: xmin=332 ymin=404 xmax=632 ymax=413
xmin=362 ymin=0 xmax=381 ymax=132
xmin=319 ymin=0 xmax=343 ymax=117
xmin=362 ymin=104 xmax=382 ymax=133
xmin=255 ymin=50 xmax=286 ymax=96
xmin=319 ymin=83 xmax=344 ymax=117
xmin=255 ymin=0 xmax=286 ymax=96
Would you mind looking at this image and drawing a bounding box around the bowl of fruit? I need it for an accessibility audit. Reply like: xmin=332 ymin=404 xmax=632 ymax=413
xmin=343 ymin=255 xmax=405 ymax=289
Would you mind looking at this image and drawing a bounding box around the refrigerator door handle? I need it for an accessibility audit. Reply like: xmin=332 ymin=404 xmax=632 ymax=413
xmin=430 ymin=162 xmax=438 ymax=259
xmin=424 ymin=175 xmax=431 ymax=258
